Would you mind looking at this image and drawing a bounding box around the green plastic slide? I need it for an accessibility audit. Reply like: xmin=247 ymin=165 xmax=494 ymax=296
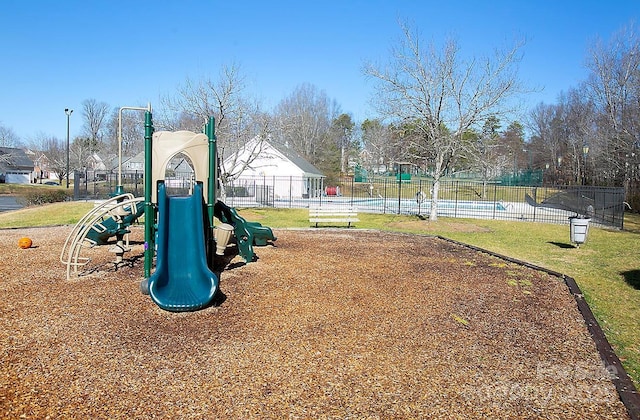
xmin=148 ymin=182 xmax=219 ymax=312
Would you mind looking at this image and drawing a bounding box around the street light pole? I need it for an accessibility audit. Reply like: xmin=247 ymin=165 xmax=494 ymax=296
xmin=64 ymin=108 xmax=73 ymax=188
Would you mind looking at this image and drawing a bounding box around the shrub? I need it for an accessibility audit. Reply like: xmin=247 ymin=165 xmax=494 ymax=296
xmin=22 ymin=189 xmax=72 ymax=205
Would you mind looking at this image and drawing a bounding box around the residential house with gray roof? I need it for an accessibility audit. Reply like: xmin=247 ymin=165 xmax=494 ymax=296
xmin=0 ymin=147 xmax=34 ymax=184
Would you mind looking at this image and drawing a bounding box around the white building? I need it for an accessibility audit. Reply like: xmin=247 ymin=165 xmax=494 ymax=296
xmin=222 ymin=137 xmax=325 ymax=200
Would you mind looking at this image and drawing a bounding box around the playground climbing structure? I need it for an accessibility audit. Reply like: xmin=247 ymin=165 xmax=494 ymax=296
xmin=140 ymin=116 xmax=275 ymax=311
xmin=62 ymin=108 xmax=275 ymax=311
xmin=60 ymin=193 xmax=144 ymax=280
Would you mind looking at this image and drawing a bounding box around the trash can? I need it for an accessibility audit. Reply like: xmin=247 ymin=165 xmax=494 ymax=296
xmin=569 ymin=216 xmax=590 ymax=247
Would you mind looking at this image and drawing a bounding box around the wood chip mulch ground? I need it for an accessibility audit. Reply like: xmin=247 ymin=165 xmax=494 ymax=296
xmin=0 ymin=225 xmax=631 ymax=419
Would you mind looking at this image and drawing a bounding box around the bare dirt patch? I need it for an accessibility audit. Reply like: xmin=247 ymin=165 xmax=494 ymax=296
xmin=0 ymin=226 xmax=629 ymax=418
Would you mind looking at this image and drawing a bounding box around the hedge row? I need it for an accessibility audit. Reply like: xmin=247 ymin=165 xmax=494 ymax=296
xmin=22 ymin=189 xmax=72 ymax=205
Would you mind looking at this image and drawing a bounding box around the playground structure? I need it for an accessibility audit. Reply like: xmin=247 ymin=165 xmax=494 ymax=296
xmin=60 ymin=193 xmax=144 ymax=279
xmin=61 ymin=108 xmax=276 ymax=311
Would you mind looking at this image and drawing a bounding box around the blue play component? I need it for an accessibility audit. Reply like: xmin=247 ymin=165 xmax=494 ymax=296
xmin=86 ymin=204 xmax=144 ymax=245
xmin=148 ymin=182 xmax=219 ymax=312
xmin=214 ymin=201 xmax=277 ymax=262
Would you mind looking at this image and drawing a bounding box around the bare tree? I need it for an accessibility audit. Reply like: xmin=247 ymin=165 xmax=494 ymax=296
xmin=328 ymin=113 xmax=356 ymax=175
xmin=585 ymin=22 xmax=640 ymax=188
xmin=104 ymin=106 xmax=147 ymax=159
xmin=0 ymin=123 xmax=20 ymax=147
xmin=160 ymin=63 xmax=270 ymax=188
xmin=468 ymin=116 xmax=507 ymax=196
xmin=37 ymin=135 xmax=67 ymax=182
xmin=560 ymin=90 xmax=596 ymax=184
xmin=361 ymin=119 xmax=394 ymax=176
xmin=81 ymin=99 xmax=110 ymax=154
xmin=272 ymin=83 xmax=340 ymax=165
xmin=528 ymin=102 xmax=566 ymax=176
xmin=364 ymin=22 xmax=527 ymax=220
xmin=161 ymin=63 xmax=268 ymax=145
xmin=70 ymin=136 xmax=96 ymax=173
xmin=218 ymin=133 xmax=273 ymax=185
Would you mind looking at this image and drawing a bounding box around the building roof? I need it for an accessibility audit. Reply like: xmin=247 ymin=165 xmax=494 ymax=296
xmin=269 ymin=140 xmax=324 ymax=177
xmin=223 ymin=136 xmax=325 ymax=178
xmin=0 ymin=147 xmax=34 ymax=172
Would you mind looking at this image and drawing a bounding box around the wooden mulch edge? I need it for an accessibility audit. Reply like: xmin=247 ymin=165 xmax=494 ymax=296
xmin=437 ymin=235 xmax=640 ymax=420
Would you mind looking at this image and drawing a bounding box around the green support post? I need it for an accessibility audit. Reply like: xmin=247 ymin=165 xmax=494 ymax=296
xmin=206 ymin=116 xmax=216 ymax=226
xmin=143 ymin=111 xmax=154 ymax=278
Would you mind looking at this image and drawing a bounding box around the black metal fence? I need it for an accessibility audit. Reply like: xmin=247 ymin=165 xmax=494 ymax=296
xmin=221 ymin=176 xmax=626 ymax=229
xmin=73 ymin=171 xmax=626 ymax=229
xmin=72 ymin=169 xmax=144 ymax=199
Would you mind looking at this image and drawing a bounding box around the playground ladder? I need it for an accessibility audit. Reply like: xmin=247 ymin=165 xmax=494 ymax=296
xmin=60 ymin=193 xmax=143 ymax=279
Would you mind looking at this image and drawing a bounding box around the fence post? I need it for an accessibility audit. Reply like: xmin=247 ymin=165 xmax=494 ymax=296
xmin=532 ymin=187 xmax=537 ymax=222
xmin=351 ymin=176 xmax=355 ymax=207
xmin=383 ymin=178 xmax=387 ymax=214
xmin=73 ymin=170 xmax=79 ymax=201
xmin=83 ymin=168 xmax=88 ymax=198
xmin=454 ymin=180 xmax=459 ymax=218
xmin=397 ymin=175 xmax=402 ymax=214
xmin=618 ymin=188 xmax=624 ymax=229
xmin=492 ymin=183 xmax=498 ymax=220
xmin=603 ymin=186 xmax=609 ymax=226
xmin=418 ymin=179 xmax=423 ymax=215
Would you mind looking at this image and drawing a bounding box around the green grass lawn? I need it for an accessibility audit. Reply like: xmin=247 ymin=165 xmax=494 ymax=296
xmin=2 ymin=202 xmax=639 ymax=388
xmin=0 ymin=182 xmax=65 ymax=194
xmin=0 ymin=201 xmax=95 ymax=227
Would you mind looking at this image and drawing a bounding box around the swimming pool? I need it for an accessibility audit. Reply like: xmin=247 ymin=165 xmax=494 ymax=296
xmin=350 ymin=198 xmax=507 ymax=214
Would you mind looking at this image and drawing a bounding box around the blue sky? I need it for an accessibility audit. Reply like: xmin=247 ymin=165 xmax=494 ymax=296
xmin=1 ymin=0 xmax=638 ymax=143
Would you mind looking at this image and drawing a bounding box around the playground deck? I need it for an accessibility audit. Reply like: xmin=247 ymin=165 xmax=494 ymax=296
xmin=0 ymin=226 xmax=631 ymax=419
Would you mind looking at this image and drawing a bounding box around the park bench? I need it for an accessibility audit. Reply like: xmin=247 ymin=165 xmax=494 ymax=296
xmin=309 ymin=205 xmax=359 ymax=228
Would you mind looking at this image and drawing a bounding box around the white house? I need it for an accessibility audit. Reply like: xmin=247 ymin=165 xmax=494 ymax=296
xmin=222 ymin=137 xmax=325 ymax=200
xmin=87 ymin=153 xmax=108 ymax=171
